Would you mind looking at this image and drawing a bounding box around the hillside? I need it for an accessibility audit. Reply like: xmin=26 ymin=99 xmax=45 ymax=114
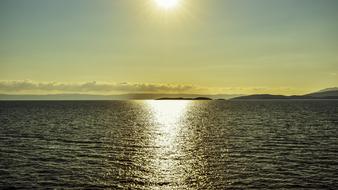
xmin=232 ymin=88 xmax=338 ymax=100
xmin=305 ymin=90 xmax=338 ymax=98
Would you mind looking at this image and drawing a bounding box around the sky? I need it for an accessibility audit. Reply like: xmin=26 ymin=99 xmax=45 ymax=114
xmin=1 ymin=0 xmax=337 ymax=95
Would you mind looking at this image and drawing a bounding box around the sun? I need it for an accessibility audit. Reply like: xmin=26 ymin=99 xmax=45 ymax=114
xmin=155 ymin=0 xmax=180 ymax=10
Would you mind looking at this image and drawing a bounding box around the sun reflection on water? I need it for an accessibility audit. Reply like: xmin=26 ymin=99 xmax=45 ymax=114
xmin=148 ymin=100 xmax=189 ymax=129
xmin=146 ymin=100 xmax=191 ymax=187
xmin=147 ymin=100 xmax=190 ymax=149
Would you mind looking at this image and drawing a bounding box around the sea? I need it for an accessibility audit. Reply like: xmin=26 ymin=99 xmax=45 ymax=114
xmin=0 ymin=100 xmax=337 ymax=189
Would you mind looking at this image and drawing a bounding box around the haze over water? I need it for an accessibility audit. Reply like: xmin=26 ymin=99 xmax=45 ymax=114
xmin=1 ymin=100 xmax=337 ymax=189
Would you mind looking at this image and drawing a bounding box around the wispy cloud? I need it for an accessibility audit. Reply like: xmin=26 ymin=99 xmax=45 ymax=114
xmin=0 ymin=80 xmax=205 ymax=94
xmin=0 ymin=80 xmax=304 ymax=95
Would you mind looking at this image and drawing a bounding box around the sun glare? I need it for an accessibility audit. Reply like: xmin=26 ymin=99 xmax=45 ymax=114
xmin=155 ymin=0 xmax=179 ymax=10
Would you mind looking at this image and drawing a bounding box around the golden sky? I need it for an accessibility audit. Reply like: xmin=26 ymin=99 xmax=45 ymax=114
xmin=1 ymin=0 xmax=337 ymax=95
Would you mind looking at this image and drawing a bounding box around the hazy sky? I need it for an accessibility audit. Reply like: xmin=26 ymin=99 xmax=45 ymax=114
xmin=1 ymin=0 xmax=337 ymax=95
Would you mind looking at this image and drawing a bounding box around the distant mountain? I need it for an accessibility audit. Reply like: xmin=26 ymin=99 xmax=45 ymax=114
xmin=306 ymin=88 xmax=338 ymax=98
xmin=317 ymin=87 xmax=338 ymax=93
xmin=2 ymin=88 xmax=337 ymax=101
xmin=0 ymin=93 xmax=242 ymax=100
xmin=232 ymin=94 xmax=291 ymax=100
xmin=306 ymin=91 xmax=338 ymax=98
xmin=232 ymin=88 xmax=338 ymax=100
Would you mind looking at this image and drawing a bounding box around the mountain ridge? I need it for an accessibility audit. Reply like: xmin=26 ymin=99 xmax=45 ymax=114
xmin=232 ymin=88 xmax=338 ymax=100
xmin=1 ymin=87 xmax=337 ymax=100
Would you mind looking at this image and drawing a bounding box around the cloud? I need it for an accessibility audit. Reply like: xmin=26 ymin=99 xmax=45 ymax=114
xmin=0 ymin=80 xmax=304 ymax=95
xmin=0 ymin=80 xmax=203 ymax=94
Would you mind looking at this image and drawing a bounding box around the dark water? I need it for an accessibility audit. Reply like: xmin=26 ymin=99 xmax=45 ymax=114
xmin=0 ymin=100 xmax=338 ymax=189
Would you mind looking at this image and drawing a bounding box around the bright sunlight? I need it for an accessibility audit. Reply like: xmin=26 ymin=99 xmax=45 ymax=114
xmin=155 ymin=0 xmax=180 ymax=10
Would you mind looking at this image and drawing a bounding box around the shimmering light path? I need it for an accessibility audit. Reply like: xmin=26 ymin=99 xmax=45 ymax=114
xmin=147 ymin=100 xmax=191 ymax=189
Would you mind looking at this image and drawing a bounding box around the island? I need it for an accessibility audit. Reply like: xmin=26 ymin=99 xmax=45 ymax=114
xmin=156 ymin=97 xmax=212 ymax=100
